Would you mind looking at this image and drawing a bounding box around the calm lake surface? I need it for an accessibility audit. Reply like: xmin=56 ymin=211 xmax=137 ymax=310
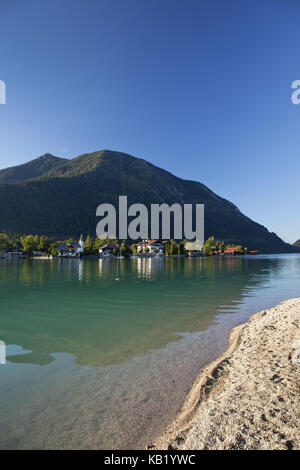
xmin=0 ymin=254 xmax=300 ymax=449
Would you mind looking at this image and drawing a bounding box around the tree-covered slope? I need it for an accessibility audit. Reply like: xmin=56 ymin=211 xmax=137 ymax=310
xmin=0 ymin=153 xmax=68 ymax=183
xmin=0 ymin=149 xmax=297 ymax=253
xmin=293 ymin=239 xmax=300 ymax=247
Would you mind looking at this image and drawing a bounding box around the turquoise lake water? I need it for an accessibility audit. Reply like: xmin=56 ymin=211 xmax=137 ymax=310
xmin=0 ymin=254 xmax=299 ymax=449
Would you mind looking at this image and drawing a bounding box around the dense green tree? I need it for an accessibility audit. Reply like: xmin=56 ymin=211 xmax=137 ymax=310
xmin=178 ymin=242 xmax=185 ymax=254
xmin=120 ymin=240 xmax=129 ymax=257
xmin=94 ymin=237 xmax=106 ymax=252
xmin=83 ymin=235 xmax=94 ymax=255
xmin=38 ymin=235 xmax=50 ymax=252
xmin=0 ymin=232 xmax=22 ymax=251
xmin=33 ymin=235 xmax=39 ymax=248
xmin=49 ymin=243 xmax=58 ymax=256
xmin=0 ymin=233 xmax=10 ymax=251
xmin=130 ymin=243 xmax=137 ymax=255
xmin=169 ymin=240 xmax=178 ymax=255
xmin=20 ymin=235 xmax=38 ymax=256
xmin=203 ymin=236 xmax=215 ymax=256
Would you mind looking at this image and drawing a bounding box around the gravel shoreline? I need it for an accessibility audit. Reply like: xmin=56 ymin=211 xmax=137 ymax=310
xmin=151 ymin=298 xmax=300 ymax=450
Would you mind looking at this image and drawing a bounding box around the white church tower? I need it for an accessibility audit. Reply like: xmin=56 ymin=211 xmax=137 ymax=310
xmin=77 ymin=236 xmax=84 ymax=255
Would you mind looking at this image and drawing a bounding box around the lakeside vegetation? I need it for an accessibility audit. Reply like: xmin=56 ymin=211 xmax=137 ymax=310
xmin=202 ymin=236 xmax=248 ymax=255
xmin=0 ymin=233 xmax=186 ymax=257
xmin=0 ymin=232 xmax=249 ymax=257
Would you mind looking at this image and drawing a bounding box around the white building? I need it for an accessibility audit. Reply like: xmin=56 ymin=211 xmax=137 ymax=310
xmin=2 ymin=250 xmax=25 ymax=258
xmin=99 ymin=243 xmax=120 ymax=257
xmin=58 ymin=238 xmax=83 ymax=257
xmin=136 ymin=240 xmax=167 ymax=255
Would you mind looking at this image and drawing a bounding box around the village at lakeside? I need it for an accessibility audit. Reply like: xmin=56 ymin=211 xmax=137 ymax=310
xmin=0 ymin=233 xmax=260 ymax=259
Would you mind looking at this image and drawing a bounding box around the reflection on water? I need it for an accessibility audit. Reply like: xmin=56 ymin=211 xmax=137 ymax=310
xmin=0 ymin=255 xmax=299 ymax=449
xmin=0 ymin=256 xmax=288 ymax=367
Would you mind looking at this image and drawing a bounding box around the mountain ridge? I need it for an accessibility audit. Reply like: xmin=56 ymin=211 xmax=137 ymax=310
xmin=0 ymin=153 xmax=68 ymax=183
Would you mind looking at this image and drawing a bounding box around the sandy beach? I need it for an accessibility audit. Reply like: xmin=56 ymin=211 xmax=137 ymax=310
xmin=151 ymin=298 xmax=300 ymax=450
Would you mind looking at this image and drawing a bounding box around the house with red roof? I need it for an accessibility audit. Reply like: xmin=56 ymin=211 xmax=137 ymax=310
xmin=224 ymin=246 xmax=238 ymax=255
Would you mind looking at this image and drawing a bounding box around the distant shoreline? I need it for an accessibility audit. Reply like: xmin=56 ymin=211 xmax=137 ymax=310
xmin=151 ymin=298 xmax=300 ymax=450
xmin=37 ymin=253 xmax=298 ymax=259
xmin=1 ymin=253 xmax=267 ymax=261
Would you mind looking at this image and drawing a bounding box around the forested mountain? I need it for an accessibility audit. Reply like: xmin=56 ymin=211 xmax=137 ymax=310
xmin=0 ymin=149 xmax=297 ymax=253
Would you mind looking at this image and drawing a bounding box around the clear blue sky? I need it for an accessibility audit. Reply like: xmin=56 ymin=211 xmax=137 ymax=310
xmin=0 ymin=0 xmax=299 ymax=243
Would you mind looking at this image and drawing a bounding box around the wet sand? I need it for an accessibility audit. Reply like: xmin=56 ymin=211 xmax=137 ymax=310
xmin=151 ymin=298 xmax=300 ymax=450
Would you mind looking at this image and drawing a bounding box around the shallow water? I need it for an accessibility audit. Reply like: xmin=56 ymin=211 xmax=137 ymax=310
xmin=0 ymin=254 xmax=299 ymax=449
